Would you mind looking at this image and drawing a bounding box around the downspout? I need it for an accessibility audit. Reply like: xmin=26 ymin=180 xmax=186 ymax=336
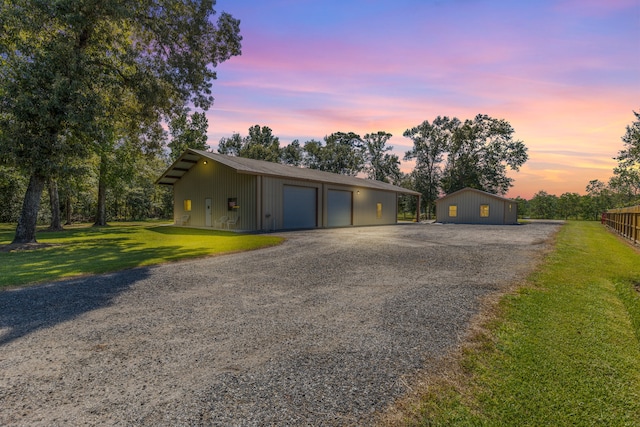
xmin=257 ymin=175 xmax=262 ymax=231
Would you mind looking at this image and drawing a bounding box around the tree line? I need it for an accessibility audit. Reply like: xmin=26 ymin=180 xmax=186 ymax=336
xmin=2 ymin=108 xmax=638 ymax=231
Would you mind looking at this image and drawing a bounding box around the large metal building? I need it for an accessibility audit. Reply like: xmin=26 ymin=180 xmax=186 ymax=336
xmin=435 ymin=187 xmax=518 ymax=225
xmin=156 ymin=149 xmax=421 ymax=231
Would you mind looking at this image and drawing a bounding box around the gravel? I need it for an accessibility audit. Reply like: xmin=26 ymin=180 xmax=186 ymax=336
xmin=0 ymin=221 xmax=562 ymax=426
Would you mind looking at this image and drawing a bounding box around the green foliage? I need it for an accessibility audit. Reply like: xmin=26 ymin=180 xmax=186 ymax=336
xmin=609 ymin=109 xmax=640 ymax=206
xmin=218 ymin=125 xmax=292 ymax=163
xmin=404 ymin=115 xmax=528 ymax=218
xmin=618 ymin=110 xmax=640 ymax=165
xmin=442 ymin=114 xmax=528 ymax=195
xmin=281 ymin=139 xmax=303 ymax=166
xmin=0 ymin=0 xmax=242 ymax=242
xmin=362 ymin=131 xmax=401 ymax=183
xmin=557 ymin=192 xmax=581 ymax=219
xmin=0 ymin=222 xmax=283 ymax=288
xmin=303 ymin=131 xmax=365 ymax=176
xmin=168 ymin=109 xmax=209 ymax=162
xmin=404 ymin=117 xmax=450 ymax=217
xmin=408 ymin=222 xmax=640 ymax=426
xmin=529 ymin=190 xmax=558 ymax=219
xmin=217 ymin=127 xmax=395 ymax=179
xmin=0 ymin=166 xmax=26 ymax=222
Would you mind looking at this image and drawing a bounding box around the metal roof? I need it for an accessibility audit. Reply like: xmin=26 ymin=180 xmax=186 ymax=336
xmin=156 ymin=149 xmax=421 ymax=196
xmin=435 ymin=187 xmax=514 ymax=204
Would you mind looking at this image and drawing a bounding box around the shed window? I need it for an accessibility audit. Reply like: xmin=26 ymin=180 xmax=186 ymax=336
xmin=480 ymin=204 xmax=489 ymax=217
xmin=184 ymin=199 xmax=192 ymax=212
xmin=376 ymin=203 xmax=383 ymax=219
xmin=449 ymin=205 xmax=457 ymax=217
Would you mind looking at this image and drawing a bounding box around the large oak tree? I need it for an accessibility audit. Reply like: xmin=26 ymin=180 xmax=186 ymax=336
xmin=0 ymin=0 xmax=241 ymax=243
xmin=404 ymin=115 xmax=528 ymax=217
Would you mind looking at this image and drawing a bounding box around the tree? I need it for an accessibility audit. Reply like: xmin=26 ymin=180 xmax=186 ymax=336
xmin=513 ymin=196 xmax=530 ymax=219
xmin=0 ymin=166 xmax=27 ymax=223
xmin=362 ymin=131 xmax=401 ymax=183
xmin=558 ymin=192 xmax=581 ymax=220
xmin=442 ymin=114 xmax=528 ymax=195
xmin=0 ymin=0 xmax=242 ymax=243
xmin=282 ymin=140 xmax=303 ymax=166
xmin=529 ymin=191 xmax=558 ymax=219
xmin=404 ymin=117 xmax=452 ymax=219
xmin=218 ymin=125 xmax=307 ymax=164
xmin=303 ymin=132 xmax=365 ymax=176
xmin=584 ymin=179 xmax=612 ymax=220
xmin=611 ymin=110 xmax=640 ymax=206
xmin=218 ymin=125 xmax=281 ymax=162
xmin=217 ymin=132 xmax=244 ymax=157
xmin=618 ymin=110 xmax=640 ymax=163
xmin=168 ymin=109 xmax=209 ymax=162
xmin=241 ymin=125 xmax=282 ymax=162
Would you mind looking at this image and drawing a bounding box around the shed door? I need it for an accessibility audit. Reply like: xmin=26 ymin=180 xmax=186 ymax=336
xmin=283 ymin=185 xmax=317 ymax=229
xmin=205 ymin=198 xmax=212 ymax=227
xmin=327 ymin=189 xmax=352 ymax=227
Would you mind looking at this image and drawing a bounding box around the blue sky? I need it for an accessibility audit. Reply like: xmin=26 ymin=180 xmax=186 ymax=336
xmin=205 ymin=0 xmax=640 ymax=198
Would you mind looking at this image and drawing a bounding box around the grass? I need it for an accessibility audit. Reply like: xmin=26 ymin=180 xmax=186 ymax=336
xmin=0 ymin=222 xmax=284 ymax=289
xmin=398 ymin=221 xmax=640 ymax=426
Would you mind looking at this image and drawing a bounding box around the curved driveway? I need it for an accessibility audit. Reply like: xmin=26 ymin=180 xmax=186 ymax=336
xmin=0 ymin=222 xmax=561 ymax=426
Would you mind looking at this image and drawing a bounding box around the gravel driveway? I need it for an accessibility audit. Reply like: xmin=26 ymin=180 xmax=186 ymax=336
xmin=0 ymin=221 xmax=561 ymax=426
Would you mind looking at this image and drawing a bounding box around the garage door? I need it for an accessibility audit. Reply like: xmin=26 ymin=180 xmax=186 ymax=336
xmin=327 ymin=189 xmax=352 ymax=227
xmin=283 ymin=185 xmax=317 ymax=229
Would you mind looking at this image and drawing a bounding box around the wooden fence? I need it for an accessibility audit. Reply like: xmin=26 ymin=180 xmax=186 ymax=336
xmin=603 ymin=205 xmax=640 ymax=245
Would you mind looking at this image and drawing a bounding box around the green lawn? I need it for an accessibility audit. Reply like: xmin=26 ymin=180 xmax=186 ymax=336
xmin=403 ymin=221 xmax=640 ymax=426
xmin=0 ymin=222 xmax=284 ymax=288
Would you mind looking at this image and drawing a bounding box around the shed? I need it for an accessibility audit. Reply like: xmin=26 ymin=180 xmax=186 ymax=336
xmin=435 ymin=187 xmax=518 ymax=225
xmin=156 ymin=149 xmax=421 ymax=231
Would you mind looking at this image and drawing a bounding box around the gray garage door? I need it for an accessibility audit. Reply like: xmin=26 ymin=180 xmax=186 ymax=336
xmin=328 ymin=189 xmax=352 ymax=227
xmin=283 ymin=185 xmax=317 ymax=229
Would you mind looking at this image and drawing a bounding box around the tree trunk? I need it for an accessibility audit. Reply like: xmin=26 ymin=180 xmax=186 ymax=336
xmin=65 ymin=194 xmax=72 ymax=225
xmin=13 ymin=173 xmax=46 ymax=244
xmin=94 ymin=155 xmax=107 ymax=226
xmin=47 ymin=178 xmax=64 ymax=231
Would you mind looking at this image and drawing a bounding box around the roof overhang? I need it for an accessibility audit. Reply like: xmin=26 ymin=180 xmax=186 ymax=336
xmin=155 ymin=151 xmax=202 ymax=185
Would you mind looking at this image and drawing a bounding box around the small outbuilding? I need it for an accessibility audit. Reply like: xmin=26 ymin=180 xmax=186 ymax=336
xmin=156 ymin=149 xmax=421 ymax=231
xmin=435 ymin=187 xmax=518 ymax=225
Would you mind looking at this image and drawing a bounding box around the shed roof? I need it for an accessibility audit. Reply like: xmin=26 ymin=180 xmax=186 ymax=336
xmin=156 ymin=149 xmax=421 ymax=196
xmin=435 ymin=187 xmax=514 ymax=204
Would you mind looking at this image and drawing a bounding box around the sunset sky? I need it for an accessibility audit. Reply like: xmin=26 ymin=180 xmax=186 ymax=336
xmin=206 ymin=0 xmax=639 ymax=199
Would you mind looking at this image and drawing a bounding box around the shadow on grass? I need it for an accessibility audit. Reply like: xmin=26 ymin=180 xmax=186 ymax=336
xmin=0 ymin=267 xmax=151 ymax=347
xmin=0 ymin=237 xmax=216 ymax=288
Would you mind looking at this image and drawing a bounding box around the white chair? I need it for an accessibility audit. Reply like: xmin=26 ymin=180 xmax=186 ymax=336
xmin=226 ymin=216 xmax=240 ymax=229
xmin=214 ymin=215 xmax=229 ymax=229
